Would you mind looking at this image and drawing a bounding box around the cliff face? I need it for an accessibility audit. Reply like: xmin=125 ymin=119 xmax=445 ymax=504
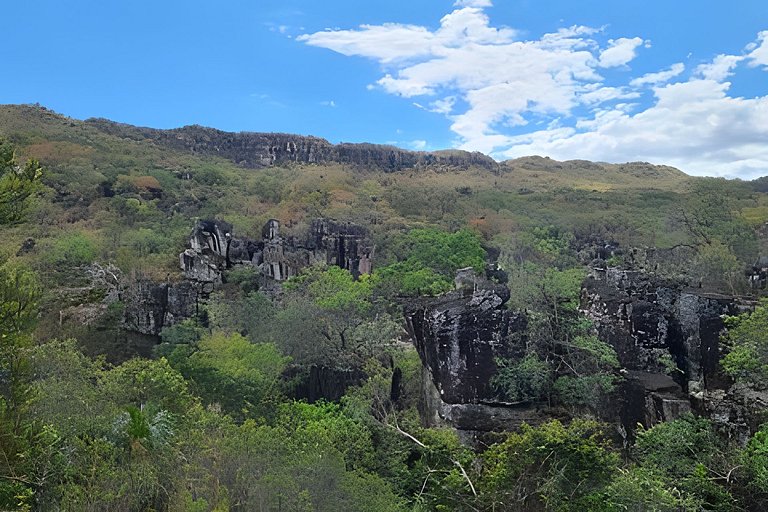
xmin=84 ymin=118 xmax=499 ymax=172
xmin=582 ymin=266 xmax=765 ymax=442
xmin=123 ymin=217 xmax=374 ymax=337
xmin=581 ymin=267 xmax=746 ymax=393
xmin=180 ymin=217 xmax=374 ymax=285
xmin=406 ymin=265 xmax=766 ymax=441
xmin=404 ymin=271 xmax=539 ymax=433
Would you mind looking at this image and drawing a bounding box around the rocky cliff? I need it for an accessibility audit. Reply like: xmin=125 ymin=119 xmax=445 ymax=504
xmin=582 ymin=266 xmax=765 ymax=442
xmin=84 ymin=118 xmax=499 ymax=172
xmin=404 ymin=270 xmax=541 ymax=433
xmin=180 ymin=217 xmax=374 ymax=284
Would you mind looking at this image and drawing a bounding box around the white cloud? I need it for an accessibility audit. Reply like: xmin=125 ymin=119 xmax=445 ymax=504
xmin=410 ymin=139 xmax=428 ymax=150
xmin=429 ymin=96 xmax=457 ymax=114
xmin=297 ymin=6 xmax=514 ymax=64
xmin=629 ymin=63 xmax=685 ymax=87
xmin=579 ymin=86 xmax=640 ymax=105
xmin=502 ymin=79 xmax=768 ymax=178
xmin=320 ymin=100 xmax=337 ymax=107
xmin=299 ymin=10 xmax=768 ymax=178
xmin=598 ymin=37 xmax=644 ymax=67
xmin=696 ymin=54 xmax=744 ymax=81
xmin=748 ymin=31 xmax=768 ymax=67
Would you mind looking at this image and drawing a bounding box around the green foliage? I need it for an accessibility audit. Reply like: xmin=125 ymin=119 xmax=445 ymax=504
xmin=375 ymin=260 xmax=453 ymax=296
xmin=158 ymin=318 xmax=206 ymax=346
xmin=633 ymin=415 xmax=737 ymax=510
xmin=679 ymin=179 xmax=757 ymax=261
xmin=46 ymin=232 xmax=98 ymax=267
xmin=693 ymin=240 xmax=745 ymax=293
xmin=722 ymin=299 xmax=768 ymax=385
xmin=598 ymin=467 xmax=693 ymax=511
xmin=740 ymin=422 xmax=768 ymax=506
xmin=168 ymin=332 xmax=290 ymax=420
xmin=0 ymin=262 xmax=41 ymax=334
xmin=553 ymin=373 xmax=618 ymax=407
xmin=376 ymin=228 xmax=485 ymax=296
xmin=480 ymin=419 xmax=619 ymax=511
xmin=492 ymin=353 xmax=552 ymax=402
xmin=0 ymin=137 xmax=42 ymax=225
xmin=634 ymin=415 xmax=723 ymax=479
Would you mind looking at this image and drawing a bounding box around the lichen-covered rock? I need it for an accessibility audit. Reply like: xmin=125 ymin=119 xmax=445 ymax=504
xmin=581 ymin=266 xmax=768 ymax=437
xmin=581 ymin=267 xmax=746 ymax=392
xmin=179 ymin=217 xmax=374 ymax=284
xmin=121 ymin=279 xmax=199 ymax=336
xmin=405 ymin=273 xmax=527 ymax=413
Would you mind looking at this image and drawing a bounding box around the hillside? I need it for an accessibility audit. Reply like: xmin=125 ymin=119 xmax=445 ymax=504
xmin=3 ymin=103 xmax=768 ymax=510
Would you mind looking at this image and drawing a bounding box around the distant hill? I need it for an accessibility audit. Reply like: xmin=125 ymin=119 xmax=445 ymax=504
xmin=1 ymin=104 xmax=688 ymax=189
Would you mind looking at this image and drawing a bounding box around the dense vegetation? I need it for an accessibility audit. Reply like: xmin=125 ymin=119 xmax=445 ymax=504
xmin=2 ymin=104 xmax=768 ymax=510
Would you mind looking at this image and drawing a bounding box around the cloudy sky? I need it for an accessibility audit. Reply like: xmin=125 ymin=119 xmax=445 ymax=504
xmin=2 ymin=0 xmax=767 ymax=178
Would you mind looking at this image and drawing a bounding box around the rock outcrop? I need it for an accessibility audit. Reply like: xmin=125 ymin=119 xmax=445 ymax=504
xmin=405 ymin=271 xmax=530 ymax=432
xmin=582 ymin=266 xmax=763 ymax=439
xmin=181 ymin=218 xmax=374 ymax=284
xmin=121 ymin=279 xmax=199 ymax=336
xmin=116 ymin=217 xmax=374 ymax=338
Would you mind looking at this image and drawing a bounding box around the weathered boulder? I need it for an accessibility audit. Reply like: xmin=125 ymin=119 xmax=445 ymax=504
xmin=405 ymin=272 xmax=533 ymax=432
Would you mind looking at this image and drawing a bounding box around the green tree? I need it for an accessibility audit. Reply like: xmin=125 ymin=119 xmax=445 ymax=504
xmin=169 ymin=332 xmax=290 ymax=420
xmin=0 ymin=137 xmax=42 ymax=225
xmin=0 ymin=262 xmax=42 ymax=509
xmin=722 ymin=299 xmax=768 ymax=385
xmin=480 ymin=419 xmax=619 ymax=511
xmin=633 ymin=415 xmax=737 ymax=510
xmin=376 ymin=228 xmax=486 ymax=296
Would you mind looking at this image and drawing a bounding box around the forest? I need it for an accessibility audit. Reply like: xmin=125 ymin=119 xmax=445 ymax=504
xmin=2 ymin=104 xmax=768 ymax=511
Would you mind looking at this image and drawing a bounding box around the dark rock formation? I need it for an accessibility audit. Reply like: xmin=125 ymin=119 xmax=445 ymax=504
xmin=121 ymin=279 xmax=199 ymax=336
xmin=85 ymin=118 xmax=499 ymax=173
xmin=582 ymin=266 xmax=763 ymax=438
xmin=180 ymin=217 xmax=374 ymax=284
xmin=16 ymin=237 xmax=35 ymax=256
xmin=581 ymin=267 xmax=747 ymax=393
xmin=305 ymin=219 xmax=374 ymax=278
xmin=405 ymin=272 xmax=530 ymax=431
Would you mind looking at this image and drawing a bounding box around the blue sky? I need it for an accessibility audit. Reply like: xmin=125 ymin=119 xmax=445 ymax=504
xmin=1 ymin=0 xmax=767 ymax=178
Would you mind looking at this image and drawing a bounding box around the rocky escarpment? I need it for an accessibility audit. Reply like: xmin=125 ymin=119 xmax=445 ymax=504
xmin=84 ymin=118 xmax=499 ymax=172
xmin=405 ymin=270 xmax=537 ymax=433
xmin=582 ymin=266 xmax=765 ymax=441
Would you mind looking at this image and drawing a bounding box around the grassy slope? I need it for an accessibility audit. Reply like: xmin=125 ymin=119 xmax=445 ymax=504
xmin=0 ymin=103 xmax=763 ymax=274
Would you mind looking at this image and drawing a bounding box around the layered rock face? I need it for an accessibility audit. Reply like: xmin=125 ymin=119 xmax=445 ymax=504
xmin=122 ymin=217 xmax=373 ymax=336
xmin=582 ymin=266 xmax=764 ymax=440
xmin=85 ymin=119 xmax=499 ymax=172
xmin=405 ymin=271 xmax=533 ymax=432
xmin=122 ymin=280 xmax=199 ymax=336
xmin=582 ymin=267 xmax=743 ymax=393
xmin=180 ymin=218 xmax=374 ymax=284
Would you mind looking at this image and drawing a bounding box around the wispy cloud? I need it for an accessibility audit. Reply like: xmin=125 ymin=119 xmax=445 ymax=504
xmin=629 ymin=63 xmax=685 ymax=87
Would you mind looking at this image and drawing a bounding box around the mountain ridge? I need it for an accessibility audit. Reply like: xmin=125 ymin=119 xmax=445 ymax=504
xmin=0 ymin=103 xmax=688 ymax=180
